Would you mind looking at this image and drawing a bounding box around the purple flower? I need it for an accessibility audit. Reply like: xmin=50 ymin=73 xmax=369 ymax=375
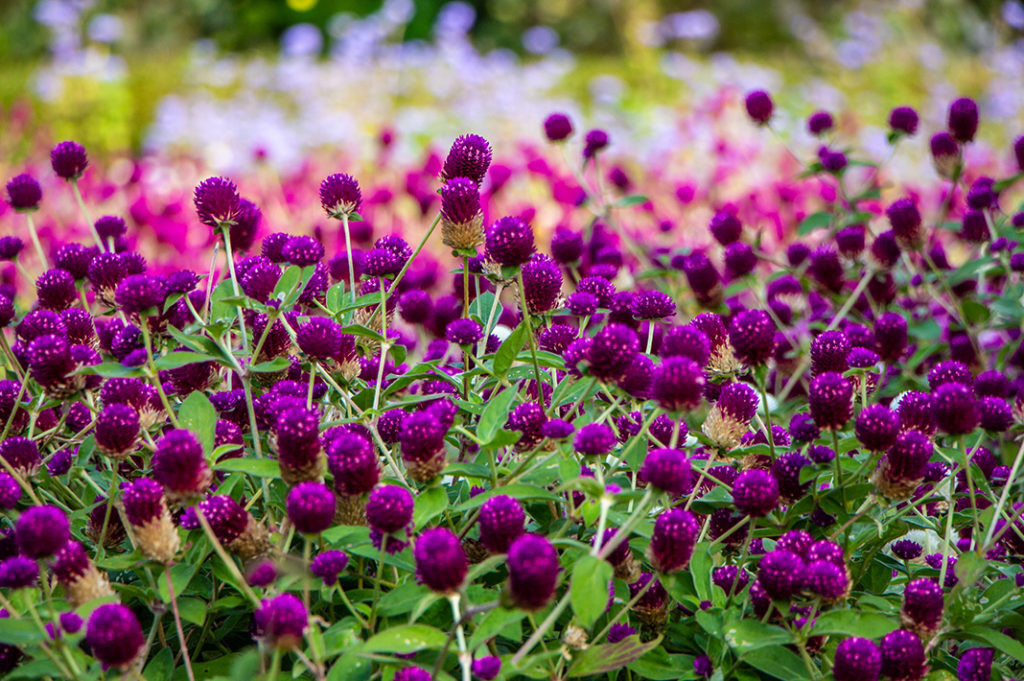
xmin=297 ymin=317 xmax=344 ymax=360
xmin=0 ymin=557 xmax=38 ymax=589
xmin=808 ymin=110 xmax=834 ymax=135
xmin=283 ymin=236 xmax=326 ymax=267
xmin=902 ymin=578 xmax=943 ymax=634
xmin=95 ymin=404 xmax=140 ymax=458
xmin=0 ymin=437 xmax=41 ymax=477
xmin=771 ymin=452 xmax=811 ymax=501
xmin=587 ymin=323 xmax=639 ymax=382
xmin=414 ymin=528 xmax=467 ymax=594
xmin=485 ymin=216 xmax=535 ymax=267
xmin=648 ymin=508 xmax=698 ymax=573
xmin=892 ymin=539 xmax=923 ymax=560
xmin=550 ymin=228 xmax=583 ymax=264
xmin=198 ymin=495 xmax=250 ymax=546
xmin=50 ymin=141 xmax=88 ymax=180
xmin=442 ymin=134 xmax=492 ymax=184
xmin=287 ymin=482 xmax=336 ymax=535
xmin=254 ymin=594 xmax=308 ymax=650
xmin=811 ymin=330 xmax=851 ymax=376
xmin=310 ymin=550 xmax=350 ymax=586
xmin=16 ymin=505 xmax=69 ymax=558
xmin=757 ymin=550 xmax=803 ymax=599
xmin=806 ymin=560 xmax=849 ymax=600
xmin=574 ymin=423 xmax=617 ymax=457
xmin=680 ymin=252 xmax=722 ymax=306
xmin=948 ymin=97 xmax=979 ymax=143
xmin=193 ymin=176 xmax=241 ymax=228
xmin=152 ymin=429 xmax=211 ymax=499
xmin=544 ymin=113 xmax=573 ymax=142
xmin=745 ymin=90 xmax=773 ymax=124
xmin=834 ymin=637 xmax=882 ymax=681
xmin=446 ymin=318 xmax=483 ymax=345
xmin=35 ymin=269 xmax=76 ymax=311
xmin=809 ymin=372 xmax=853 ymax=430
xmin=522 ymin=254 xmax=563 ymax=314
xmin=652 ymin=356 xmax=705 ymax=412
xmin=247 ymin=560 xmax=277 ymax=587
xmin=507 ymin=534 xmax=559 ymax=610
xmin=320 ymin=173 xmax=362 ymax=217
xmin=608 ymin=623 xmax=637 ymax=643
xmin=732 ymin=470 xmax=779 ymax=517
xmin=478 ymin=495 xmax=525 ymax=554
xmin=957 ymin=648 xmax=993 ymax=681
xmin=440 ymin=177 xmax=484 ymax=250
xmin=790 ymin=413 xmax=820 ymax=443
xmin=86 ymin=604 xmax=145 ymax=669
xmin=327 ymin=431 xmax=380 ymax=495
xmin=931 ymin=132 xmax=960 ymax=177
xmin=95 ymin=215 xmax=127 ymax=240
xmin=583 ymin=129 xmax=609 ymax=158
xmin=932 ymin=382 xmax=979 ymax=435
xmin=660 ymin=325 xmax=711 ymax=366
xmin=631 ymin=290 xmax=675 ymax=320
xmin=366 ymin=485 xmax=414 ymax=535
xmin=6 ymin=173 xmax=42 ymax=210
xmin=855 ymin=404 xmax=899 ymax=451
xmin=728 ymin=310 xmax=774 ymax=365
xmin=889 ymin=106 xmax=919 ymax=135
xmin=880 ymin=629 xmax=927 ymax=681
xmin=472 ymin=656 xmax=502 ymax=680
xmin=541 ymin=419 xmax=574 ymax=440
xmin=0 ymin=473 xmax=20 ymax=510
xmin=115 ymin=274 xmax=166 ymax=316
xmin=640 ymin=448 xmax=691 ymax=496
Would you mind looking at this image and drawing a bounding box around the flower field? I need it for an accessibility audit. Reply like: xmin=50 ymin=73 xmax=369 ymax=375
xmin=2 ymin=3 xmax=1024 ymax=681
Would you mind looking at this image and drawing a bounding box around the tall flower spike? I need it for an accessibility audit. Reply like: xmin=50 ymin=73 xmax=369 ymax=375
xmin=121 ymin=478 xmax=180 ymax=563
xmin=441 ymin=134 xmax=492 ymax=185
xmin=440 ymin=177 xmax=484 ymax=250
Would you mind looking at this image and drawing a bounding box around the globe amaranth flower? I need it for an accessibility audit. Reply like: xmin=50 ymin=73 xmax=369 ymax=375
xmin=728 ymin=310 xmax=774 ymax=365
xmin=679 ymin=251 xmax=723 ymax=307
xmin=745 ymin=90 xmax=773 ymax=124
xmin=587 ymin=323 xmax=639 ymax=382
xmin=978 ymin=396 xmax=1013 ymax=431
xmin=834 ymin=637 xmax=882 ymax=681
xmin=583 ymin=129 xmax=609 ymax=158
xmin=660 ymin=325 xmax=711 ymax=366
xmin=115 ymin=273 xmax=166 ymax=317
xmin=966 ymin=177 xmax=997 ymax=210
xmin=757 ymin=549 xmax=803 ymax=599
xmin=957 ymin=648 xmax=993 ymax=681
xmin=121 ymin=478 xmax=180 ymax=563
xmin=95 ymin=403 xmax=140 ymax=459
xmin=928 ymin=360 xmax=973 ymax=390
xmin=652 ymin=356 xmax=705 ymax=412
xmin=441 ymin=134 xmax=492 ymax=185
xmin=297 ymin=316 xmax=344 ymax=360
xmin=35 ymin=269 xmax=76 ymax=310
xmin=415 ymin=527 xmax=467 ymax=595
xmin=808 ymin=110 xmax=834 ymax=135
xmin=94 ymin=215 xmax=127 ymax=241
xmin=544 ymin=113 xmax=573 ymax=142
xmin=947 ymin=97 xmax=979 ymax=143
xmin=507 ymin=533 xmax=559 ymax=611
xmin=809 ymin=372 xmax=853 ymax=430
xmin=880 ymin=629 xmax=927 ymax=681
xmin=892 ymin=539 xmax=923 ymax=561
xmin=399 ymin=402 xmax=452 ymax=482
xmin=366 ymin=485 xmax=414 ymax=538
xmin=478 ymin=495 xmax=525 ymax=554
xmin=230 ymin=197 xmax=261 ymax=251
xmin=152 ymin=429 xmax=212 ymax=501
xmin=0 ymin=437 xmax=41 ymax=478
xmin=873 ymin=429 xmax=933 ymax=501
xmin=50 ymin=140 xmax=88 ymax=180
xmin=320 ymin=173 xmax=362 ymax=217
xmin=887 ymin=106 xmax=919 ymax=136
xmin=811 ymin=330 xmax=851 ymax=376
xmin=311 ymin=550 xmax=349 ymax=586
xmin=932 ymin=382 xmax=979 ymax=435
xmin=0 ymin=557 xmax=38 ymax=589
xmin=931 ymin=132 xmax=960 ymax=178
xmin=574 ymin=423 xmax=617 ymax=457
xmin=194 ymin=176 xmax=241 ymax=228
xmin=629 ymin=572 xmax=669 ymax=627
xmin=445 ymin=318 xmax=483 ymax=346
xmin=254 ymin=594 xmax=308 ymax=650
xmin=16 ymin=505 xmax=69 ymax=558
xmin=770 ymin=452 xmax=812 ymax=501
xmin=287 ymin=481 xmax=336 ymax=535
xmin=855 ymin=404 xmax=899 ymax=452
xmin=276 ymin=405 xmax=324 ymax=484
xmin=648 ymin=508 xmax=698 ymax=573
xmin=0 ymin=473 xmax=20 ymax=510
xmin=896 ymin=391 xmax=936 ymax=435
xmin=472 ymin=656 xmax=502 ymax=681
xmin=506 ymin=401 xmax=546 ymax=451
xmin=521 ymin=253 xmax=563 ymax=314
xmin=86 ymin=604 xmax=145 ymax=670
xmin=732 ymin=469 xmax=779 ymax=517
xmin=485 ymin=216 xmax=535 ymax=267
xmin=631 ymin=290 xmax=675 ymax=321
xmin=885 ymin=198 xmax=923 ymax=250
xmin=6 ymin=174 xmax=42 ymax=210
xmin=440 ymin=176 xmax=484 ymax=250
xmin=702 ymin=381 xmax=759 ymax=450
xmin=901 ymin=578 xmax=943 ymax=636
xmin=640 ymin=448 xmax=692 ymax=496
xmin=246 ymin=560 xmax=276 ymax=587
xmin=805 ymin=559 xmax=850 ymax=601
xmin=283 ymin=235 xmax=325 ymax=267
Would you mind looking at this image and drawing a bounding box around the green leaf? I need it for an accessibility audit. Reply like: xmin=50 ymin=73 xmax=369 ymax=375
xmin=742 ymin=646 xmax=811 ymax=681
xmin=962 ymin=626 xmax=1024 ymax=665
xmin=360 ymin=624 xmax=447 ymax=654
xmin=615 ymin=194 xmax=650 ymax=207
xmin=178 ymin=391 xmax=217 ymax=456
xmin=208 ymin=279 xmax=238 ymax=322
xmin=494 ymin=323 xmax=526 ymax=377
xmin=568 ymin=634 xmax=663 ymax=677
xmin=273 ymin=265 xmax=301 ymax=300
xmin=570 ymin=555 xmax=613 ymax=628
xmin=961 ymin=300 xmax=990 ymax=324
xmin=249 ymin=356 xmax=291 ymax=373
xmin=7 ymin=659 xmax=67 ymax=680
xmin=627 ymin=648 xmax=696 ymax=681
xmin=811 ymin=610 xmax=897 ymax=638
xmin=798 ymin=211 xmax=832 ymax=235
xmin=451 ymin=484 xmax=561 ymax=512
xmin=0 ymin=618 xmax=49 ymax=645
xmin=724 ymin=618 xmax=791 ymax=653
xmin=74 ymin=361 xmax=144 ymax=378
xmin=413 ymin=486 xmax=448 ymax=530
xmin=213 ymin=458 xmax=281 ymax=478
xmin=158 ymin=563 xmax=198 ymax=604
xmin=477 ymin=386 xmax=519 ymax=444
xmin=153 ymin=351 xmax=213 ymax=370
xmin=177 ymin=597 xmax=207 ymax=626
xmin=469 ymin=608 xmax=526 ymax=648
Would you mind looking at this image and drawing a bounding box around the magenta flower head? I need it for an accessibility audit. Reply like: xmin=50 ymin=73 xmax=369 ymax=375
xmin=947 ymin=97 xmax=979 ymax=143
xmin=732 ymin=469 xmax=779 ymax=517
xmin=724 ymin=242 xmax=758 ymax=278
xmin=901 ymin=578 xmax=944 ymax=635
xmin=320 ymin=173 xmax=362 ymax=217
xmin=806 ymin=559 xmax=850 ymax=601
xmin=631 ymin=290 xmax=675 ymax=321
xmin=6 ymin=173 xmax=42 ymax=211
xmin=575 ymin=423 xmax=617 ymax=457
xmin=0 ymin=235 xmax=24 ymax=260
xmin=880 ymin=629 xmax=927 ymax=681
xmin=152 ymin=429 xmax=212 ymax=501
xmin=472 ymin=656 xmax=502 ymax=681
xmin=95 ymin=215 xmax=127 ymax=241
xmin=757 ymin=550 xmax=803 ymax=599
xmin=310 ymin=550 xmax=349 ymax=586
xmin=834 ymin=637 xmax=882 ymax=681
xmin=874 ymin=429 xmax=933 ymax=500
xmin=95 ymin=403 xmax=140 ymax=459
xmin=648 ymin=508 xmax=698 ymax=573
xmin=544 ymin=113 xmax=573 ymax=141
xmin=640 ymin=448 xmax=691 ymax=496
xmin=86 ymin=604 xmax=144 ymax=670
xmin=745 ymin=90 xmax=773 ymax=124
xmin=874 ymin=313 xmax=908 ymax=362
xmin=680 ymin=252 xmax=723 ymax=307
xmin=588 ymin=323 xmax=639 ymax=382
xmin=652 ymin=356 xmax=705 ymax=412
xmin=932 ymin=382 xmax=979 ymax=435
xmin=855 ymin=404 xmax=900 ymax=452
xmin=287 ymin=482 xmax=336 ymax=535
xmin=115 ymin=274 xmax=166 ymax=316
xmin=0 ymin=556 xmax=38 ymax=589
xmin=16 ymin=505 xmax=69 ymax=558
xmin=703 ymin=381 xmax=758 ymax=450
xmin=198 ymin=495 xmax=250 ymax=545
xmin=414 ymin=527 xmax=467 ymax=595
xmin=366 ymin=485 xmax=414 ymax=534
xmin=0 ymin=437 xmax=41 ymax=477
xmin=960 ymin=210 xmax=990 ymax=244
xmin=254 ymin=594 xmax=308 ymax=650
xmin=0 ymin=473 xmax=20 ymax=510
xmin=807 ymin=110 xmax=834 ymax=135
xmin=50 ymin=141 xmax=88 ymax=180
xmin=660 ymin=326 xmax=711 ymax=366
xmin=478 ymin=495 xmax=526 ymax=553
xmin=889 ymin=106 xmax=919 ymax=136
xmin=728 ymin=309 xmax=774 ymax=365
xmin=440 ymin=176 xmax=484 ymax=250
xmin=709 ymin=210 xmax=742 ymax=245
xmin=327 ymin=431 xmax=379 ymax=496
xmin=284 ymin=236 xmax=326 ymax=267
xmin=485 ymin=216 xmax=535 ymax=267
xmin=809 ymin=372 xmax=853 ymax=431
xmin=892 ymin=539 xmax=923 ymax=560
xmin=399 ymin=405 xmax=451 ymax=482
xmin=297 ymin=317 xmax=343 ymax=360
xmin=121 ymin=478 xmax=179 ymax=563
xmin=507 ymin=534 xmax=560 ymax=611
xmin=446 ymin=318 xmax=483 ymax=346
xmin=771 ymin=452 xmax=812 ymax=501
xmin=522 ymin=254 xmax=563 ymax=314
xmin=442 ymin=134 xmax=492 ymax=184
xmin=886 ymin=198 xmax=923 ymax=250
xmin=927 ymin=360 xmax=972 ymax=390
xmin=931 ymin=132 xmax=960 ymax=178
xmin=811 ymin=330 xmax=851 ymax=376
xmin=957 ymin=648 xmax=993 ymax=681
xmin=194 ymin=176 xmax=241 ymax=228
xmin=35 ymin=269 xmax=76 ymax=310
xmin=583 ymin=129 xmax=609 ymax=158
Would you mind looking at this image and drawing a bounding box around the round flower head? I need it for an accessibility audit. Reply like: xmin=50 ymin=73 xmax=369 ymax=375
xmin=880 ymin=629 xmax=927 ymax=681
xmin=0 ymin=473 xmax=20 ymax=510
xmin=297 ymin=317 xmax=343 ymax=360
xmin=115 ymin=274 xmax=166 ymax=316
xmin=50 ymin=140 xmax=88 ymax=180
xmin=931 ymin=132 xmax=960 ymax=177
xmin=254 ymin=594 xmax=308 ymax=650
xmin=728 ymin=310 xmax=774 ymax=365
xmin=241 ymin=257 xmax=282 ymax=302
xmin=94 ymin=215 xmax=127 ymax=241
xmin=978 ymin=396 xmax=1013 ymax=431
xmin=544 ymin=113 xmax=573 ymax=141
xmin=442 ymin=134 xmax=492 ymax=184
xmin=771 ymin=452 xmax=811 ymax=501
xmin=446 ymin=318 xmax=483 ymax=346
xmin=86 ymin=604 xmax=144 ymax=670
xmin=521 ymin=254 xmax=563 ymax=314
xmin=631 ymin=290 xmax=675 ymax=321
xmin=287 ymin=482 xmax=336 ymax=535
xmin=960 ymin=210 xmax=990 ymax=243
xmin=0 ymin=437 xmax=41 ymax=477
xmin=6 ymin=173 xmax=42 ymax=210
xmin=891 ymin=539 xmax=923 ymax=561
xmin=414 ymin=527 xmax=467 ymax=594
xmin=194 ymin=176 xmax=240 ymax=228
xmin=896 ymin=391 xmax=936 ymax=435
xmin=966 ymin=177 xmax=997 ymax=210
xmin=230 ymin=198 xmax=261 ymax=251
xmin=745 ymin=90 xmax=773 ymax=124
xmin=640 ymin=448 xmax=691 ymax=496
xmin=901 ymin=578 xmax=943 ymax=634
xmin=198 ymin=495 xmax=250 ymax=546
xmin=680 ymin=252 xmax=722 ymax=307
xmin=310 ymin=550 xmax=349 ymax=586
xmin=246 ymin=560 xmax=276 ymax=587
xmin=95 ymin=403 xmax=140 ymax=458
xmin=834 ymin=637 xmax=882 ymax=681
xmin=327 ymin=431 xmax=380 ymax=495
xmin=0 ymin=557 xmax=38 ymax=589
xmin=507 ymin=533 xmax=559 ymax=611
xmin=541 ymin=419 xmax=574 ymax=440
xmin=485 ymin=216 xmax=535 ymax=267
xmin=583 ymin=129 xmax=609 ymax=157
xmin=16 ymin=505 xmax=69 ymax=558
xmin=283 ymin=236 xmax=325 ymax=267
xmin=472 ymin=656 xmax=502 ymax=681
xmin=889 ymin=106 xmax=919 ymax=136
xmin=478 ymin=495 xmax=526 ymax=553
xmin=320 ymin=173 xmax=361 ymax=217
xmin=587 ymin=323 xmax=639 ymax=382
xmin=366 ymin=485 xmax=414 ymax=534
xmin=809 ymin=372 xmax=853 ymax=430
xmin=398 ymin=408 xmax=449 ymax=481
xmin=398 ymin=290 xmax=432 ymax=323
xmin=703 ymin=381 xmax=758 ymax=450
xmin=661 ymin=325 xmax=711 ymax=366
xmin=574 ymin=423 xmax=617 ymax=457
xmin=927 ymin=360 xmax=972 ymax=390
xmin=874 ymin=429 xmax=933 ymax=500
xmin=947 ymin=97 xmax=979 ymax=143
xmin=648 ymin=508 xmax=698 ymax=573
xmin=957 ymin=648 xmax=993 ymax=681
xmin=806 ymin=559 xmax=849 ymax=601
xmin=757 ymin=550 xmax=803 ymax=599
xmin=394 ymin=670 xmax=431 ymax=681
xmin=885 ymin=198 xmax=923 ymax=250
xmin=152 ymin=429 xmax=212 ymax=500
xmin=724 ymin=242 xmax=758 ymax=278
xmin=811 ymin=330 xmax=851 ymax=376
xmin=789 ymin=413 xmax=820 ymax=444
xmin=932 ymin=382 xmax=979 ymax=435
xmin=55 ymin=243 xmax=95 ymax=279
xmin=708 ymin=210 xmax=742 ymax=245
xmin=652 ymin=356 xmax=705 ymax=412
xmin=732 ymin=469 xmax=779 ymax=517
xmin=550 ymin=228 xmax=583 ymax=265
xmin=855 ymin=404 xmax=899 ymax=452
xmin=808 ymin=110 xmax=834 ymax=135
xmin=35 ymin=269 xmax=76 ymax=310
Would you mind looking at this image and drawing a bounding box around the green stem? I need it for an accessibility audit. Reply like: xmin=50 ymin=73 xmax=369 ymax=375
xmin=71 ymin=180 xmax=103 ymax=250
xmin=166 ymin=566 xmax=197 ymax=681
xmin=516 ymin=270 xmax=544 ymax=408
xmin=340 ymin=213 xmax=356 ymax=304
xmin=25 ymin=212 xmax=49 ymax=269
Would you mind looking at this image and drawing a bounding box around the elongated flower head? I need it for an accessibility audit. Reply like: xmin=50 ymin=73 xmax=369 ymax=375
xmin=440 ymin=177 xmax=484 ymax=250
xmin=327 ymin=431 xmax=379 ymax=496
xmin=947 ymin=97 xmax=979 ymax=143
xmin=745 ymin=90 xmax=773 ymax=124
xmin=442 ymin=134 xmax=492 ymax=184
xmin=521 ymin=254 xmax=563 ymax=314
xmin=506 ymin=533 xmax=559 ymax=611
xmin=901 ymin=578 xmax=944 ymax=634
xmin=809 ymin=372 xmax=853 ymax=430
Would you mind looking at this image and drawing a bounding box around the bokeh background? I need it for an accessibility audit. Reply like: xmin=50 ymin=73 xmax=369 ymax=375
xmin=2 ymin=0 xmax=1023 ymax=169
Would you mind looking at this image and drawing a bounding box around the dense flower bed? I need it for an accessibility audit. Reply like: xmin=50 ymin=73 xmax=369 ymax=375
xmin=0 ymin=91 xmax=1023 ymax=681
